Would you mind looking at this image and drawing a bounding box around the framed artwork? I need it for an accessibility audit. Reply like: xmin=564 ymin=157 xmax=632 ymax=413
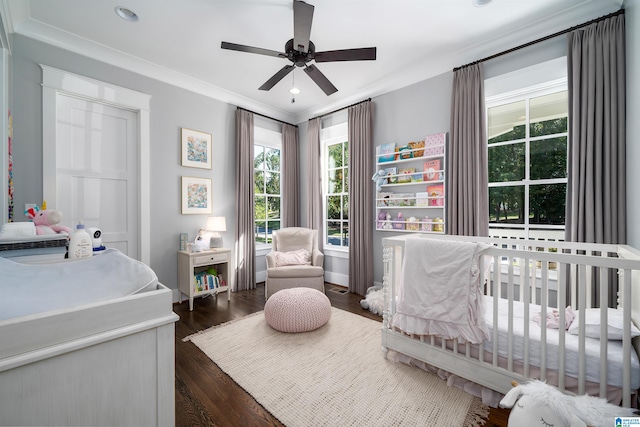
xmin=181 ymin=128 xmax=212 ymax=169
xmin=181 ymin=176 xmax=212 ymax=214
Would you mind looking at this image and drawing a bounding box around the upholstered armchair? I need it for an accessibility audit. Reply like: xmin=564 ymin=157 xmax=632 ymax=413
xmin=265 ymin=227 xmax=325 ymax=300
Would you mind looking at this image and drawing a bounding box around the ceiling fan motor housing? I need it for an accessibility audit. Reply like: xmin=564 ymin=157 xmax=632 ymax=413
xmin=286 ymin=39 xmax=315 ymax=67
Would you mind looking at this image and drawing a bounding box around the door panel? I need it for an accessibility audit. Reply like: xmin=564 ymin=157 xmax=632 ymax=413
xmin=55 ymin=95 xmax=138 ymax=258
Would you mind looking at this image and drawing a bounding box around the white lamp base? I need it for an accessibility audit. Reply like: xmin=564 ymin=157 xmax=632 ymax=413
xmin=210 ymin=234 xmax=223 ymax=249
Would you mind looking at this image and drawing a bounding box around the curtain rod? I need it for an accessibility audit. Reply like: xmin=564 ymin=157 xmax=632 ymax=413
xmin=236 ymin=106 xmax=298 ymax=128
xmin=452 ymin=8 xmax=625 ymax=72
xmin=309 ymin=98 xmax=371 ymax=121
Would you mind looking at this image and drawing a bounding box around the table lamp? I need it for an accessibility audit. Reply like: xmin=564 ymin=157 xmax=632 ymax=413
xmin=205 ymin=216 xmax=226 ymax=248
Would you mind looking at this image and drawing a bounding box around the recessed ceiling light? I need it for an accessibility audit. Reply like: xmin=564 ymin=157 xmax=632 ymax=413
xmin=472 ymin=0 xmax=493 ymax=6
xmin=115 ymin=6 xmax=139 ymax=22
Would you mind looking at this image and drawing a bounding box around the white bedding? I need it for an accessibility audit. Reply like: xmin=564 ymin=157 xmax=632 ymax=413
xmin=0 ymin=248 xmax=158 ymax=321
xmin=483 ymin=296 xmax=640 ymax=390
xmin=392 ymin=238 xmax=491 ymax=344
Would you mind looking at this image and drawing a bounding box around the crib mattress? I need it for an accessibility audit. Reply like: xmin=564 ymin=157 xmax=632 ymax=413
xmin=0 ymin=248 xmax=158 ymax=321
xmin=483 ymin=296 xmax=639 ymax=389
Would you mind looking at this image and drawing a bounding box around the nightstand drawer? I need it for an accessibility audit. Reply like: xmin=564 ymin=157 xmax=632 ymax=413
xmin=194 ymin=253 xmax=228 ymax=266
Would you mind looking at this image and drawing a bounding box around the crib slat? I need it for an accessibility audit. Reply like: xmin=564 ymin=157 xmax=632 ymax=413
xmin=557 ymin=262 xmax=567 ymax=392
xmin=523 ymin=257 xmax=531 ymax=378
xmin=599 ymin=266 xmax=608 ymax=399
xmin=507 ymin=258 xmax=514 ymax=373
xmin=577 ymin=264 xmax=587 ymax=396
xmin=622 ymin=269 xmax=632 ymax=408
xmin=540 ymin=261 xmax=548 ymax=382
xmin=492 ymin=255 xmax=499 ymax=367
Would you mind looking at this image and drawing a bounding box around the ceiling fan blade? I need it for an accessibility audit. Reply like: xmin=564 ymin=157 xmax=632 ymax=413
xmin=221 ymin=41 xmax=285 ymax=58
xmin=314 ymin=47 xmax=377 ymax=62
xmin=304 ymin=64 xmax=337 ymax=96
xmin=259 ymin=65 xmax=295 ymax=91
xmin=293 ymin=0 xmax=314 ymax=53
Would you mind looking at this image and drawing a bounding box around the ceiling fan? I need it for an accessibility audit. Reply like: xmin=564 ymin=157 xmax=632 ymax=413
xmin=221 ymin=0 xmax=377 ymax=96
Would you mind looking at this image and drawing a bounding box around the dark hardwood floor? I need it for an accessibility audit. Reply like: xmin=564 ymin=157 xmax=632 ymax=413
xmin=173 ymin=283 xmax=510 ymax=426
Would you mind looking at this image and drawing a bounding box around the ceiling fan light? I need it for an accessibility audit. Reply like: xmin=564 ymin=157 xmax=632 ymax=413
xmin=115 ymin=6 xmax=139 ymax=22
xmin=472 ymin=0 xmax=493 ymax=6
xmin=289 ymin=87 xmax=301 ymax=94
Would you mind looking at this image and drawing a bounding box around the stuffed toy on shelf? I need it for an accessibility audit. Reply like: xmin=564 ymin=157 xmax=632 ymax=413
xmin=24 ymin=201 xmax=73 ymax=235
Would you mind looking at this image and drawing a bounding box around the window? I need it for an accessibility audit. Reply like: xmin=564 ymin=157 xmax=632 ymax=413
xmin=486 ymin=81 xmax=568 ymax=241
xmin=254 ymin=127 xmax=282 ymax=244
xmin=322 ymin=122 xmax=349 ymax=248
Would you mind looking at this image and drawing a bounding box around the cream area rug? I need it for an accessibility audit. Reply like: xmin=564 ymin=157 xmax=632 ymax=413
xmin=185 ymin=307 xmax=488 ymax=427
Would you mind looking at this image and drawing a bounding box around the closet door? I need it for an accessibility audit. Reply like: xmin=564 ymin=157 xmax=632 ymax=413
xmin=53 ymin=95 xmax=139 ymax=258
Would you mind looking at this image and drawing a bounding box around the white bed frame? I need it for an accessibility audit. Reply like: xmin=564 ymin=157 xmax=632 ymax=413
xmin=0 ymin=282 xmax=179 ymax=426
xmin=381 ymin=233 xmax=640 ymax=408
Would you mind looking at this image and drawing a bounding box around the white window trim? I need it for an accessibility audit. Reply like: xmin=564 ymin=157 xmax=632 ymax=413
xmin=254 ymin=126 xmax=282 ymax=251
xmin=321 ymin=122 xmax=348 ymax=252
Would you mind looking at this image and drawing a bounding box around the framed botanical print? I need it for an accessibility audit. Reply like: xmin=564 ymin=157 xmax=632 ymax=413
xmin=181 ymin=128 xmax=212 ymax=169
xmin=181 ymin=176 xmax=212 ymax=214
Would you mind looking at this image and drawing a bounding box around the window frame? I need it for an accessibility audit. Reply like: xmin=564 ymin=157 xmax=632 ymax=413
xmin=485 ymin=78 xmax=568 ymax=241
xmin=321 ymin=122 xmax=349 ymax=251
xmin=254 ymin=126 xmax=282 ymax=249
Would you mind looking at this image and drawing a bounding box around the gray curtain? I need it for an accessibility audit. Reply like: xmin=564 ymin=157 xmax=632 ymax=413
xmin=447 ymin=63 xmax=489 ymax=237
xmin=348 ymin=101 xmax=374 ymax=296
xmin=305 ymin=117 xmax=324 ymax=251
xmin=566 ymin=13 xmax=626 ymax=245
xmin=234 ymin=109 xmax=256 ymax=291
xmin=282 ymin=123 xmax=300 ymax=227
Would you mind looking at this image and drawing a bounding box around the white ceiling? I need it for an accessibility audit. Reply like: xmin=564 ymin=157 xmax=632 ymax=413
xmin=1 ymin=0 xmax=623 ymax=123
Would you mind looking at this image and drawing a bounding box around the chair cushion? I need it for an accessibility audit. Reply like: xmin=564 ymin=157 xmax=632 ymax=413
xmin=274 ymin=228 xmax=314 ymax=254
xmin=266 ymin=265 xmax=324 ymax=278
xmin=264 ymin=287 xmax=331 ymax=333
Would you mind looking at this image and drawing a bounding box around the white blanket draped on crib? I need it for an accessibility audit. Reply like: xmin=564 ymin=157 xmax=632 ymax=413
xmin=392 ymin=238 xmax=490 ymax=344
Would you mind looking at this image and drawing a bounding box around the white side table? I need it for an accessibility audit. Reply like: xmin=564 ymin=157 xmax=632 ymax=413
xmin=177 ymin=248 xmax=233 ymax=311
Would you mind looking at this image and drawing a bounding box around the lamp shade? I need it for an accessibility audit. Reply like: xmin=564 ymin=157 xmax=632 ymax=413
xmin=205 ymin=216 xmax=227 ymax=232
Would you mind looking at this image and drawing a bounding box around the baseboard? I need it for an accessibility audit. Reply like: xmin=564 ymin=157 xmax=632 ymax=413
xmin=325 ymin=271 xmax=348 ymax=287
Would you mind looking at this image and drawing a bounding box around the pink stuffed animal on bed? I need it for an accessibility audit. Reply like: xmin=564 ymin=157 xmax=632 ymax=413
xmin=25 ymin=204 xmax=73 ymax=235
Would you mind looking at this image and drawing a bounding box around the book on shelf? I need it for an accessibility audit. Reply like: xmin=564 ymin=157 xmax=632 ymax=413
xmin=397 ymin=167 xmax=415 ymax=183
xmin=377 ymin=192 xmax=393 ymax=207
xmin=423 ymin=159 xmax=442 ymax=182
xmin=411 ymin=172 xmax=423 ymax=183
xmin=383 ymin=167 xmax=398 ymax=184
xmin=408 ymin=140 xmax=425 ymax=157
xmin=415 ymin=192 xmax=429 ymax=207
xmin=377 ymin=143 xmax=396 ymax=163
xmin=397 ymin=145 xmax=413 ymax=160
xmin=427 ymin=184 xmax=444 ymax=206
xmin=424 ymin=132 xmax=446 ymax=156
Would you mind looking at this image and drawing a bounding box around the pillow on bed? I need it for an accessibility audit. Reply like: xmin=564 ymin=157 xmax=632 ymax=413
xmin=274 ymin=249 xmax=311 ymax=267
xmin=568 ymin=308 xmax=640 ymax=340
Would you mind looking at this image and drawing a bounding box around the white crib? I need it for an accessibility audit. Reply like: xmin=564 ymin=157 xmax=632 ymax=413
xmin=381 ymin=234 xmax=640 ymax=408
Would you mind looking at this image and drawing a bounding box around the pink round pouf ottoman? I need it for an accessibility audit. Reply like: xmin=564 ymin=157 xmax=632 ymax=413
xmin=264 ymin=287 xmax=331 ymax=333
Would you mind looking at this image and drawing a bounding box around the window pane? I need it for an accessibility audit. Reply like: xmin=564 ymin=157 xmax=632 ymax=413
xmin=343 ymin=141 xmax=349 ymax=164
xmin=255 ymin=196 xmax=266 ymax=222
xmin=255 ymin=220 xmax=266 ymax=243
xmin=327 ymin=169 xmax=343 ymax=194
xmin=342 ymin=195 xmax=349 ymax=220
xmin=342 ymin=223 xmax=349 ymax=246
xmin=265 ymin=147 xmax=281 ymax=171
xmin=264 ymin=171 xmax=280 ymax=195
xmin=327 ymin=144 xmax=343 ymax=169
xmin=529 ymin=183 xmax=566 ymax=225
xmin=530 ymin=91 xmax=568 ymax=137
xmin=254 ymin=171 xmax=264 ymax=194
xmin=254 ymin=146 xmax=265 ymax=170
xmin=489 ymin=186 xmax=525 ymax=224
xmin=530 ymin=137 xmax=567 ymax=180
xmin=327 ymin=196 xmax=341 ymax=220
xmin=266 ymin=220 xmax=280 ymax=243
xmin=344 ymin=168 xmax=349 ymax=193
xmin=488 ymin=143 xmax=525 ymax=182
xmin=326 ymin=221 xmax=341 ymax=246
xmin=267 ymin=196 xmax=280 ymax=219
xmin=488 ymin=100 xmax=525 ymax=143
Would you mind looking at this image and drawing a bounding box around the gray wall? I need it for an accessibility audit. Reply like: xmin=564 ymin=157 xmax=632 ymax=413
xmin=11 ymin=34 xmax=236 ymax=292
xmin=626 ymin=0 xmax=640 ymax=249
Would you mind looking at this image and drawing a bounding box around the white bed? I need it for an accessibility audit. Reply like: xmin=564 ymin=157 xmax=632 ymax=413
xmin=0 ymin=249 xmax=179 ymax=426
xmin=381 ymin=234 xmax=640 ymax=408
